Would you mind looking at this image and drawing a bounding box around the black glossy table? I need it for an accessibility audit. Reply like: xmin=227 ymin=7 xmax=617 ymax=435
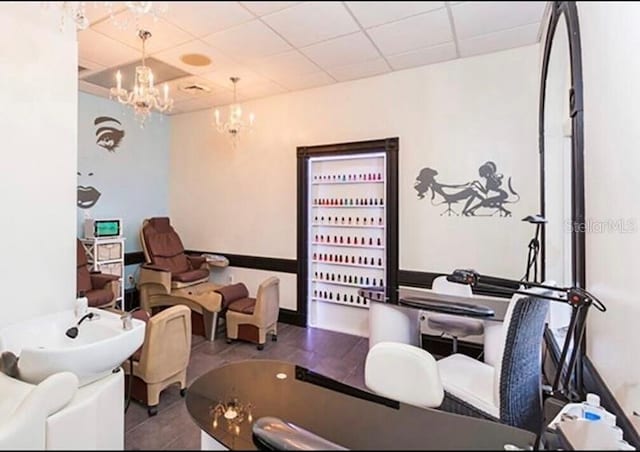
xmin=186 ymin=360 xmax=536 ymax=450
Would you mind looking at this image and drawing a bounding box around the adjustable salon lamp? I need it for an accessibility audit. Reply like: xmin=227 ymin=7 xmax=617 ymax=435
xmin=522 ymin=214 xmax=547 ymax=283
xmin=447 ymin=269 xmax=607 ymax=402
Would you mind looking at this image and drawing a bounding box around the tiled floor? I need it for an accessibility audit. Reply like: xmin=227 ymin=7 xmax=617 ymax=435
xmin=124 ymin=323 xmax=369 ymax=450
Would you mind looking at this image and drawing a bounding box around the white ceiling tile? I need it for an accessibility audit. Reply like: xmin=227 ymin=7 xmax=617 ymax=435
xmin=91 ymin=13 xmax=193 ymax=54
xmin=86 ymin=1 xmax=127 ymax=25
xmin=301 ymin=32 xmax=380 ymax=69
xmin=239 ymin=2 xmax=300 ymax=16
xmin=152 ymin=39 xmax=238 ymax=75
xmin=458 ymin=22 xmax=539 ymax=57
xmin=326 ymin=58 xmax=390 ymax=82
xmin=164 ymin=2 xmax=254 ymax=37
xmin=368 ymin=8 xmax=452 ymax=56
xmin=345 ymin=1 xmax=445 ymax=28
xmin=262 ymin=2 xmax=359 ymax=48
xmin=277 ymin=71 xmax=335 ymax=91
xmin=252 ymin=50 xmax=319 ymax=80
xmin=203 ymin=20 xmax=292 ymax=62
xmin=387 ymin=42 xmax=457 ymax=70
xmin=201 ymin=65 xmax=270 ymax=89
xmin=452 ymin=1 xmax=547 ymax=40
xmin=237 ymin=80 xmax=287 ymax=101
xmin=78 ymin=29 xmax=140 ymax=68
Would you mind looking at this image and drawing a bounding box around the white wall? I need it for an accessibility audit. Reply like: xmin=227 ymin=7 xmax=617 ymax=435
xmin=0 ymin=4 xmax=78 ymax=327
xmin=579 ymin=1 xmax=640 ymax=418
xmin=169 ymin=45 xmax=540 ymax=333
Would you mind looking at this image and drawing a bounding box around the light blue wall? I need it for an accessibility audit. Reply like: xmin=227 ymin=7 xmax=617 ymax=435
xmin=77 ymin=92 xmax=170 ymax=288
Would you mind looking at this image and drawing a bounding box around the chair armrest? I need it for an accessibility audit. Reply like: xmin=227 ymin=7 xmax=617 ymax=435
xmin=90 ymin=273 xmax=119 ymax=290
xmin=187 ymin=255 xmax=207 ymax=270
xmin=364 ymin=342 xmax=444 ymax=409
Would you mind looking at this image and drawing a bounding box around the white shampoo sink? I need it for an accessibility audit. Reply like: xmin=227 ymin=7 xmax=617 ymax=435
xmin=0 ymin=308 xmax=145 ymax=386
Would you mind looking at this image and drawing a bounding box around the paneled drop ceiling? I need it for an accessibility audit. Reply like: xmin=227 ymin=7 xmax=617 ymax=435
xmin=78 ymin=1 xmax=548 ymax=115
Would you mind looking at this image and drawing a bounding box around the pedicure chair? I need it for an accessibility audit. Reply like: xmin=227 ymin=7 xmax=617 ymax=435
xmin=137 ymin=217 xmax=223 ymax=341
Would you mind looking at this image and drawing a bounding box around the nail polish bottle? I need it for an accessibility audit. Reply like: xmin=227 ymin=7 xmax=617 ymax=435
xmin=337 ymin=274 xmax=341 ymax=282
xmin=380 ymin=198 xmax=384 ymax=205
xmin=378 ymin=257 xmax=382 ymax=266
xmin=341 ymin=216 xmax=345 ymax=224
xmin=340 ymin=236 xmax=343 ymax=244
xmin=346 ymin=236 xmax=350 ymax=244
xmin=328 ymin=254 xmax=332 ymax=262
xmin=329 ymin=292 xmax=332 ymax=300
xmin=360 ymin=276 xmax=364 ymax=284
xmin=349 ymin=198 xmax=354 ymax=206
xmin=380 ymin=278 xmax=384 ymax=286
xmin=361 ymin=237 xmax=365 ymax=245
xmin=369 ymin=237 xmax=373 ymax=245
xmin=314 ymin=289 xmax=317 ymax=297
xmin=339 ymin=198 xmax=343 ymax=206
xmin=351 ymin=256 xmax=355 ymax=263
xmin=331 ymin=273 xmax=335 ymax=281
xmin=348 ymin=217 xmax=352 ymax=225
xmin=366 ymin=277 xmax=370 ymax=285
xmin=350 ymin=295 xmax=354 ymax=303
xmin=373 ymin=198 xmax=378 ymax=206
xmin=313 ymin=252 xmax=317 ymax=260
xmin=377 ymin=238 xmax=381 ymax=246
xmin=356 ymin=217 xmax=360 ymax=225
xmin=348 ymin=275 xmax=352 ymax=283
xmin=319 ymin=272 xmax=323 ymax=280
xmin=334 ymin=235 xmax=338 ymax=243
xmin=379 ymin=217 xmax=383 ymax=225
xmin=314 ymin=271 xmax=318 ymax=279
xmin=363 ymin=257 xmax=368 ymax=265
xmin=358 ymin=256 xmax=362 ymax=264
xmin=371 ymin=217 xmax=375 ymax=225
xmin=377 ymin=173 xmax=382 ymax=180
xmin=363 ymin=217 xmax=368 ymax=225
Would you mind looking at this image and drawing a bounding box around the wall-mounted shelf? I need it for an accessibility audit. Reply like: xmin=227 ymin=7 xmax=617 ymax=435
xmin=311 ymin=260 xmax=383 ymax=270
xmin=311 ymin=297 xmax=369 ymax=309
xmin=311 ymin=205 xmax=384 ymax=209
xmin=311 ymin=224 xmax=385 ymax=229
xmin=311 ymin=242 xmax=384 ymax=249
xmin=311 ymin=180 xmax=384 ymax=185
xmin=312 ymin=279 xmax=383 ymax=289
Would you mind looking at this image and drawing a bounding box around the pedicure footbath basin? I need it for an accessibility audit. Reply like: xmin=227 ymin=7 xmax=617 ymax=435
xmin=0 ymin=308 xmax=145 ymax=386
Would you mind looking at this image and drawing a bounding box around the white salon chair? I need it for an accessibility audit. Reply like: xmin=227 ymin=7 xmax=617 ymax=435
xmin=365 ymin=288 xmax=550 ymax=433
xmin=0 ymin=371 xmax=78 ymax=449
xmin=424 ymin=276 xmax=484 ymax=353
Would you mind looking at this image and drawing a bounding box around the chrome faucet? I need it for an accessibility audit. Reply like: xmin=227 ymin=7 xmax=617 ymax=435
xmin=120 ymin=307 xmax=142 ymax=330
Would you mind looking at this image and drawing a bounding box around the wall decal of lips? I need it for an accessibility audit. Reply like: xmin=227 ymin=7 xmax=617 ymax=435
xmin=95 ymin=116 xmax=125 ymax=152
xmin=77 ymin=185 xmax=101 ymax=209
xmin=77 ymin=171 xmax=101 ymax=209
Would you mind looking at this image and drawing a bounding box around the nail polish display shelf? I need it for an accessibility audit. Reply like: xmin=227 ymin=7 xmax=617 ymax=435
xmin=312 ymin=279 xmax=377 ymax=289
xmin=311 ymin=297 xmax=369 ymax=309
xmin=311 ymin=260 xmax=383 ymax=270
xmin=311 ymin=242 xmax=384 ymax=249
xmin=311 ymin=224 xmax=385 ymax=229
xmin=312 ymin=205 xmax=384 ymax=209
xmin=311 ymin=180 xmax=384 ymax=185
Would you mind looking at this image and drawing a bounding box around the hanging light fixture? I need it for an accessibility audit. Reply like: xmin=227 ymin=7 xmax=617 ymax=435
xmin=109 ymin=29 xmax=173 ymax=126
xmin=42 ymin=2 xmax=168 ymax=32
xmin=213 ymin=77 xmax=255 ymax=147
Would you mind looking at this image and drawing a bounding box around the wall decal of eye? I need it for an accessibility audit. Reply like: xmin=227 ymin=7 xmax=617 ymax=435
xmin=94 ymin=116 xmax=125 ymax=152
xmin=77 ymin=171 xmax=102 ymax=209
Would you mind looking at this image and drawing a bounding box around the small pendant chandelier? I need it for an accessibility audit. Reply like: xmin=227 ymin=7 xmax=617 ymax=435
xmin=213 ymin=77 xmax=255 ymax=147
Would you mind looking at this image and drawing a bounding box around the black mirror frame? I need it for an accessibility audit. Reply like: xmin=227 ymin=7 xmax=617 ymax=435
xmin=539 ymin=1 xmax=586 ymax=393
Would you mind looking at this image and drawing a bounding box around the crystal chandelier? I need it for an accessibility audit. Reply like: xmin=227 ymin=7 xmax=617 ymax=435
xmin=213 ymin=77 xmax=255 ymax=147
xmin=109 ymin=30 xmax=173 ymax=126
xmin=42 ymin=2 xmax=168 ymax=32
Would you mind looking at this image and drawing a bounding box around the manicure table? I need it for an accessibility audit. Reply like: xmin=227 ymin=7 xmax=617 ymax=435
xmin=186 ymin=359 xmax=536 ymax=451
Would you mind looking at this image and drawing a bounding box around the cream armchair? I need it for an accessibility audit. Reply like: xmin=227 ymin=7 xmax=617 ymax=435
xmin=123 ymin=305 xmax=191 ymax=416
xmin=0 ymin=371 xmax=78 ymax=450
xmin=225 ymin=277 xmax=280 ymax=350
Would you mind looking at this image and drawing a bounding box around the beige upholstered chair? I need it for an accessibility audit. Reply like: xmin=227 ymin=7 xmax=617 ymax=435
xmin=225 ymin=277 xmax=280 ymax=350
xmin=123 ymin=305 xmax=191 ymax=416
xmin=137 ymin=217 xmax=223 ymax=340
